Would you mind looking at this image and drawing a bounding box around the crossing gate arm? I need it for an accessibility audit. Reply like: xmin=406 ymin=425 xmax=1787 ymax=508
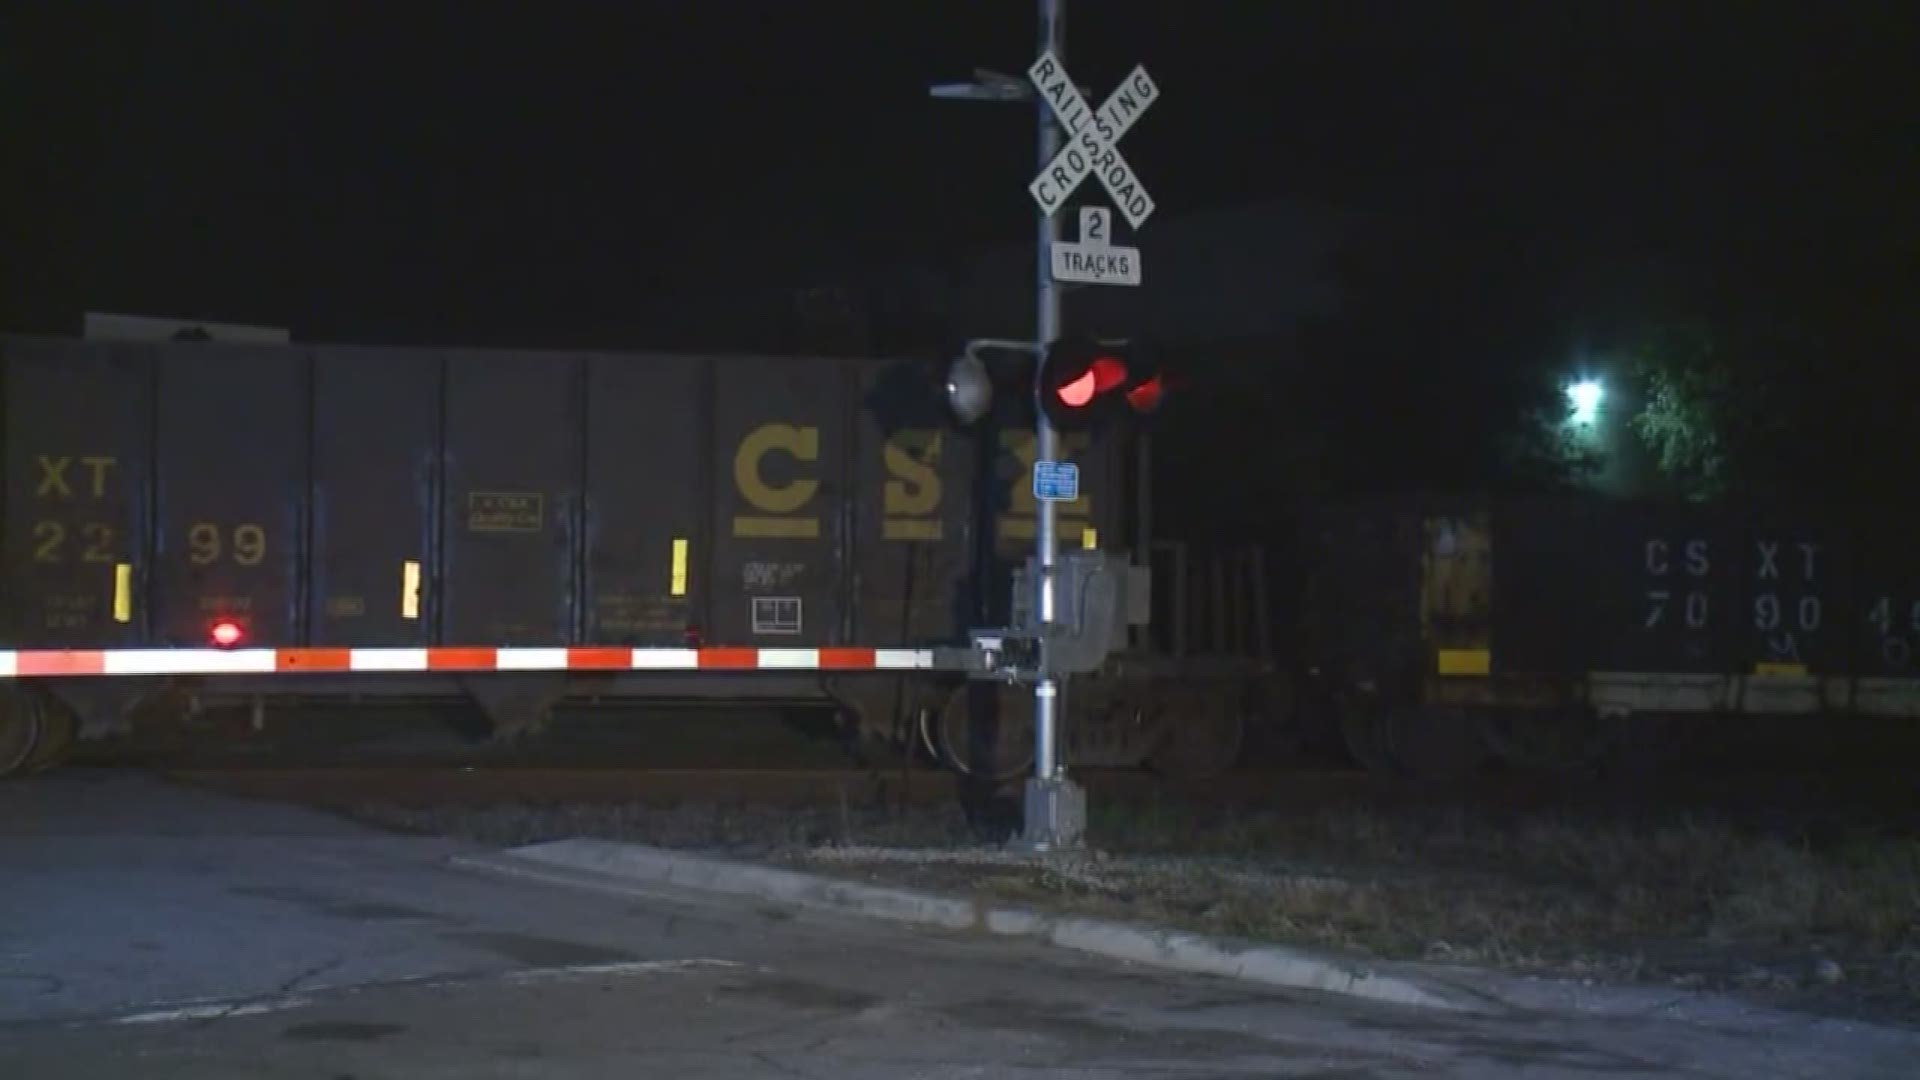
xmin=0 ymin=646 xmax=949 ymax=679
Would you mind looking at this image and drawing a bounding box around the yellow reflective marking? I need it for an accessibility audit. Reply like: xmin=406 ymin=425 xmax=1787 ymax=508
xmin=670 ymin=537 xmax=689 ymax=597
xmin=1081 ymin=528 xmax=1098 ymax=550
xmin=112 ymin=562 xmax=132 ymax=623
xmin=1754 ymin=662 xmax=1807 ymax=677
xmin=733 ymin=516 xmax=820 ymax=539
xmin=1436 ymin=648 xmax=1491 ymax=676
xmin=401 ymin=560 xmax=421 ymax=620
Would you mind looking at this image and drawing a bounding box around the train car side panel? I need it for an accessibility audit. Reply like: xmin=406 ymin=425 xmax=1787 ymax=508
xmin=1738 ymin=515 xmax=1849 ymax=674
xmin=310 ymin=347 xmax=441 ymax=646
xmin=852 ymin=359 xmax=978 ymax=644
xmin=584 ymin=352 xmax=706 ymax=645
xmin=1298 ymin=495 xmax=1428 ymax=689
xmin=441 ymin=350 xmax=581 ymax=646
xmin=151 ymin=344 xmax=307 ymax=646
xmin=1506 ymin=500 xmax=1741 ymax=675
xmin=1855 ymin=516 xmax=1920 ymax=678
xmin=709 ymin=356 xmax=849 ymax=646
xmin=1 ymin=337 xmax=152 ymax=647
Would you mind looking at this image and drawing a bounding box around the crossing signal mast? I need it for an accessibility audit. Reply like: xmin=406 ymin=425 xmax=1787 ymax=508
xmin=933 ymin=0 xmax=1165 ymax=851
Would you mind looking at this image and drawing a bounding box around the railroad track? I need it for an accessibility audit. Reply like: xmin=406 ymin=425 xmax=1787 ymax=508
xmin=159 ymin=764 xmax=1341 ymax=811
xmin=155 ymin=760 xmax=1920 ymax=840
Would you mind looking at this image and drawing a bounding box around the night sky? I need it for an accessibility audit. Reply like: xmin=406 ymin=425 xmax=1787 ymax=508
xmin=4 ymin=2 xmax=1912 ymax=350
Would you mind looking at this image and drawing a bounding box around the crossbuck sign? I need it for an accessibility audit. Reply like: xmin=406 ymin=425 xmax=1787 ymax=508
xmin=1026 ymin=50 xmax=1159 ymax=230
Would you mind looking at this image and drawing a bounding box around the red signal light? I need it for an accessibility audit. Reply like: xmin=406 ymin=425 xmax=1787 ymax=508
xmin=1124 ymin=374 xmax=1164 ymax=413
xmin=1037 ymin=337 xmax=1163 ymax=430
xmin=1057 ymin=370 xmax=1098 ymax=407
xmin=1055 ymin=356 xmax=1129 ymax=408
xmin=210 ymin=620 xmax=244 ymax=648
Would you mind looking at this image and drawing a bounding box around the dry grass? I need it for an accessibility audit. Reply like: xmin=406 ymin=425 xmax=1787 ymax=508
xmin=353 ymin=792 xmax=1920 ymax=1015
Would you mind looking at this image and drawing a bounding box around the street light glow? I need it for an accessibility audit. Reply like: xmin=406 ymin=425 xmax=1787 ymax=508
xmin=1567 ymin=378 xmax=1604 ymax=425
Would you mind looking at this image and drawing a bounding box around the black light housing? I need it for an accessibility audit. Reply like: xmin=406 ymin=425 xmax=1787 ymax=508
xmin=1038 ymin=336 xmax=1162 ymax=431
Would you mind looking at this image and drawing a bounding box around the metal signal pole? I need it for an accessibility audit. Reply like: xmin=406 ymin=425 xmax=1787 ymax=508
xmin=929 ymin=0 xmax=1086 ymax=850
xmin=1024 ymin=0 xmax=1077 ymax=849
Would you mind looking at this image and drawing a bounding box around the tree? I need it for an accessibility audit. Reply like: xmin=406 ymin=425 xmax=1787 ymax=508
xmin=1620 ymin=313 xmax=1916 ymax=507
xmin=1625 ymin=322 xmax=1748 ymax=501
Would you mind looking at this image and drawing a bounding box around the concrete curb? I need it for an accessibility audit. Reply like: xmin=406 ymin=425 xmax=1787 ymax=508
xmin=450 ymin=838 xmax=1483 ymax=1015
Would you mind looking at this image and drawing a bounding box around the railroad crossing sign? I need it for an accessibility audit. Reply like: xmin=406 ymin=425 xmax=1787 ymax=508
xmin=1051 ymin=207 xmax=1140 ymax=287
xmin=1032 ymin=459 xmax=1080 ymax=503
xmin=1026 ymin=50 xmax=1159 ymax=230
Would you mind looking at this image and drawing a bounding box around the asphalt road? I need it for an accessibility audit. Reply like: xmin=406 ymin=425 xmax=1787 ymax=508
xmin=3 ymin=770 xmax=1916 ymax=1078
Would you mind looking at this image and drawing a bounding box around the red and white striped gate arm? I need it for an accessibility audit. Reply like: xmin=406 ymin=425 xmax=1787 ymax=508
xmin=0 ymin=646 xmax=938 ymax=679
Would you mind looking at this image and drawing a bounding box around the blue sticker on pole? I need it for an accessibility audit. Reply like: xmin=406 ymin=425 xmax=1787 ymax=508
xmin=1032 ymin=459 xmax=1079 ymax=503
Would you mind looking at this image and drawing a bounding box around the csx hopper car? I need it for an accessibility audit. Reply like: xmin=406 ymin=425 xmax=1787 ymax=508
xmin=0 ymin=333 xmax=1281 ymax=779
xmin=1301 ymin=493 xmax=1920 ymax=780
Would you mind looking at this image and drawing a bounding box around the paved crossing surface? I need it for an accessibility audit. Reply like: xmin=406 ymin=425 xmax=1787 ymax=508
xmin=2 ymin=769 xmax=1915 ymax=1078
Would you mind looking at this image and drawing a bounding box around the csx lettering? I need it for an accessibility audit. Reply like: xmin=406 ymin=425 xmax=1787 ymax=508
xmin=1754 ymin=540 xmax=1818 ymax=580
xmin=1644 ymin=538 xmax=1710 ymax=577
xmin=33 ymin=454 xmax=116 ymax=500
xmin=733 ymin=423 xmax=820 ymax=539
xmin=35 ymin=456 xmax=70 ymax=498
xmin=881 ymin=430 xmax=942 ymax=542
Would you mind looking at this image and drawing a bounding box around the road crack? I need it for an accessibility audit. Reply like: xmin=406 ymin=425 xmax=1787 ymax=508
xmin=187 ymin=954 xmax=347 ymax=1030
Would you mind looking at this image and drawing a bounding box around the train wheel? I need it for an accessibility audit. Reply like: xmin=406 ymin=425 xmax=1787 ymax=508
xmin=1380 ymin=705 xmax=1491 ymax=783
xmin=933 ymin=682 xmax=1035 ymax=782
xmin=1147 ymin=682 xmax=1246 ymax=781
xmin=1337 ymin=697 xmax=1398 ymax=777
xmin=22 ymin=696 xmax=77 ymax=774
xmin=0 ymin=688 xmax=45 ymax=779
xmin=1477 ymin=706 xmax=1611 ymax=776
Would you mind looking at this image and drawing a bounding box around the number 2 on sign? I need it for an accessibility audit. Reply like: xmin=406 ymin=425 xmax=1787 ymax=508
xmin=188 ymin=522 xmax=266 ymax=566
xmin=1080 ymin=207 xmax=1108 ymax=243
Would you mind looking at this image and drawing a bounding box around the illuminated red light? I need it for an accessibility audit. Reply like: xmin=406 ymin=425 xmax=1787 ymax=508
xmin=1125 ymin=374 xmax=1164 ymax=412
xmin=1055 ymin=356 xmax=1128 ymax=408
xmin=210 ymin=620 xmax=244 ymax=647
xmin=1057 ymin=370 xmax=1098 ymax=407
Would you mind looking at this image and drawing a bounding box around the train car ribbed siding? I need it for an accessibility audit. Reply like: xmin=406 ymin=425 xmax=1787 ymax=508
xmin=309 ymin=346 xmax=441 ymax=646
xmin=1 ymin=336 xmax=152 ymax=649
xmin=1855 ymin=514 xmax=1920 ymax=679
xmin=441 ymin=349 xmax=581 ymax=646
xmin=852 ymin=358 xmax=978 ymax=645
xmin=584 ymin=352 xmax=706 ymax=646
xmin=1513 ymin=500 xmax=1743 ymax=676
xmin=0 ymin=334 xmax=1134 ymax=663
xmin=708 ymin=354 xmax=849 ymax=647
xmin=1736 ymin=512 xmax=1848 ymax=676
xmin=152 ymin=343 xmax=306 ymax=647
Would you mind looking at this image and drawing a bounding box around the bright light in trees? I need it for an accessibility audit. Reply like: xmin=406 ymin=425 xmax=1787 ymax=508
xmin=1566 ymin=378 xmax=1604 ymax=425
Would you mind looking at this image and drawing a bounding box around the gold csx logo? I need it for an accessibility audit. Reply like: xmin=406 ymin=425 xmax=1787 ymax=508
xmin=729 ymin=424 xmax=949 ymax=542
xmin=727 ymin=424 xmax=1091 ymax=545
xmin=733 ymin=424 xmax=820 ymax=539
xmin=881 ymin=430 xmax=941 ymax=541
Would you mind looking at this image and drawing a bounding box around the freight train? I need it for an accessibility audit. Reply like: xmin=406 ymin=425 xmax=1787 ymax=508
xmin=0 ymin=333 xmax=1280 ymax=778
xmin=1300 ymin=493 xmax=1920 ymax=780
